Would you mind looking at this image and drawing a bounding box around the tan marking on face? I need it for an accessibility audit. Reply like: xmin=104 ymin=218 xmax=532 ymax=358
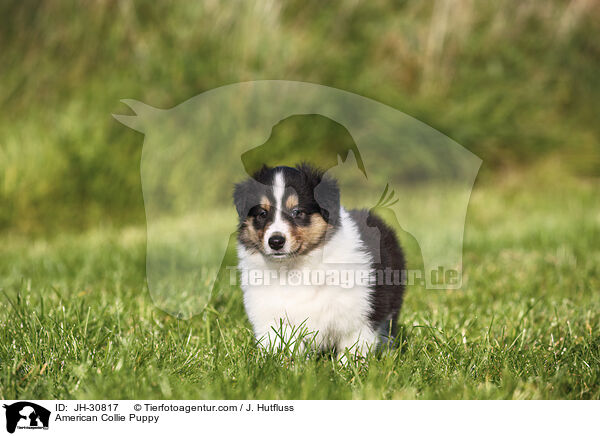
xmin=290 ymin=213 xmax=330 ymax=254
xmin=239 ymin=217 xmax=265 ymax=252
xmin=260 ymin=196 xmax=271 ymax=211
xmin=285 ymin=194 xmax=299 ymax=210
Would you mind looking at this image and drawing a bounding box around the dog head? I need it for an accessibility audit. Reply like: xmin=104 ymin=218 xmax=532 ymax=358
xmin=233 ymin=163 xmax=340 ymax=260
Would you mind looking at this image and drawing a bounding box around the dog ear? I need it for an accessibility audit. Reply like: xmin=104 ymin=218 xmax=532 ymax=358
xmin=314 ymin=175 xmax=340 ymax=225
xmin=297 ymin=163 xmax=340 ymax=226
xmin=234 ymin=165 xmax=273 ymax=218
xmin=233 ymin=180 xmax=251 ymax=219
xmin=233 ymin=178 xmax=265 ymax=219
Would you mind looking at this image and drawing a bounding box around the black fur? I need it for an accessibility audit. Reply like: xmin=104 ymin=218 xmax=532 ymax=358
xmin=348 ymin=209 xmax=406 ymax=337
xmin=233 ymin=177 xmax=266 ymax=219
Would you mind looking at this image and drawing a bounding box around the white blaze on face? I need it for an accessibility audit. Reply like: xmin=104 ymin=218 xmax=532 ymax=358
xmin=264 ymin=171 xmax=291 ymax=252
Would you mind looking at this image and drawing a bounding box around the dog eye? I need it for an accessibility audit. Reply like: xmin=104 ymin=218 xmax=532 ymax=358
xmin=291 ymin=208 xmax=306 ymax=219
xmin=251 ymin=207 xmax=268 ymax=220
xmin=257 ymin=209 xmax=268 ymax=219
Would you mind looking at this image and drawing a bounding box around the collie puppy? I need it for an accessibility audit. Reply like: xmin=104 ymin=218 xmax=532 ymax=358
xmin=233 ymin=164 xmax=405 ymax=359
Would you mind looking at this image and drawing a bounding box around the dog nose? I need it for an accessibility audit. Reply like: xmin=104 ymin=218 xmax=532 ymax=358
xmin=268 ymin=234 xmax=286 ymax=250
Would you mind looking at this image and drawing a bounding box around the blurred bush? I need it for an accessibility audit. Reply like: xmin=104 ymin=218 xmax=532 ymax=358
xmin=1 ymin=0 xmax=599 ymax=234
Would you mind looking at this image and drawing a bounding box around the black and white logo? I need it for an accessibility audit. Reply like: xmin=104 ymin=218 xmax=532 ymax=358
xmin=3 ymin=402 xmax=50 ymax=433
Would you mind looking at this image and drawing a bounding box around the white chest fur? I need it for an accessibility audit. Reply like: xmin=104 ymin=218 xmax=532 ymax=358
xmin=237 ymin=208 xmax=378 ymax=354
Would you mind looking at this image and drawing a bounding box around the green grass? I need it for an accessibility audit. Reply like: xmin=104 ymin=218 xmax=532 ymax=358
xmin=1 ymin=173 xmax=599 ymax=399
xmin=2 ymin=1 xmax=599 ymax=400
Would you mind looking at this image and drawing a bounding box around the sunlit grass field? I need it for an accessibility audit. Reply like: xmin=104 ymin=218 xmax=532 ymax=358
xmin=1 ymin=0 xmax=599 ymax=400
xmin=1 ymin=173 xmax=598 ymax=400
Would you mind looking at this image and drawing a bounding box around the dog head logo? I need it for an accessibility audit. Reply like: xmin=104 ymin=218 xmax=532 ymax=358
xmin=114 ymin=80 xmax=481 ymax=318
xmin=3 ymin=402 xmax=50 ymax=433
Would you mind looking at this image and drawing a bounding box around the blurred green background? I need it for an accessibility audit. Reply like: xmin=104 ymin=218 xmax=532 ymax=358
xmin=1 ymin=0 xmax=600 ymax=401
xmin=1 ymin=0 xmax=599 ymax=234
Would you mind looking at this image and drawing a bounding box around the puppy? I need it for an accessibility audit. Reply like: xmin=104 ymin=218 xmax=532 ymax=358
xmin=233 ymin=164 xmax=405 ymax=359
